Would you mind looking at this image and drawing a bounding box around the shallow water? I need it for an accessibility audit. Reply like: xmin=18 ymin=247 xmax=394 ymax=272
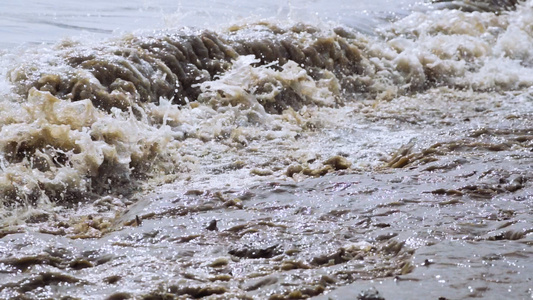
xmin=0 ymin=0 xmax=532 ymax=299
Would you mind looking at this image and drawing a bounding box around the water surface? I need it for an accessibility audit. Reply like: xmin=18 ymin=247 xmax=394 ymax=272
xmin=0 ymin=0 xmax=531 ymax=299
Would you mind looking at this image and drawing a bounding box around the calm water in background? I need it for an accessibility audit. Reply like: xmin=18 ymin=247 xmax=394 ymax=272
xmin=0 ymin=0 xmax=418 ymax=48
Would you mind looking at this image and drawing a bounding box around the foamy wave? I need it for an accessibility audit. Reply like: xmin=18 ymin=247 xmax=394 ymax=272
xmin=196 ymin=55 xmax=339 ymax=113
xmin=2 ymin=0 xmax=533 ymax=207
xmin=0 ymin=88 xmax=176 ymax=205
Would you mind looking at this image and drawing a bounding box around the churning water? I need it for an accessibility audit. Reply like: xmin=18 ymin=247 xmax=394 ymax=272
xmin=0 ymin=0 xmax=531 ymax=299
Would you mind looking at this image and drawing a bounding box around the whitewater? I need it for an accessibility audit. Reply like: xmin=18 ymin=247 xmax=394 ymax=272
xmin=0 ymin=0 xmax=531 ymax=299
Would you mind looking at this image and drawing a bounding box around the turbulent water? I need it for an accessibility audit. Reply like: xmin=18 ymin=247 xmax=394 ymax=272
xmin=0 ymin=0 xmax=532 ymax=299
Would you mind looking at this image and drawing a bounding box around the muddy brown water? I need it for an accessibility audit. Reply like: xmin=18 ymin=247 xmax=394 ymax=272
xmin=1 ymin=87 xmax=531 ymax=299
xmin=1 ymin=1 xmax=532 ymax=299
